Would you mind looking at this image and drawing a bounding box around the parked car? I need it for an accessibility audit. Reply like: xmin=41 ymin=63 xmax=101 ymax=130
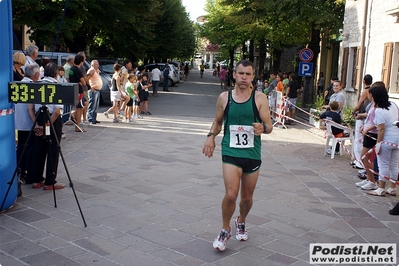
xmin=144 ymin=63 xmax=179 ymax=87
xmin=93 ymin=58 xmax=124 ymax=76
xmin=168 ymin=61 xmax=183 ymax=81
xmin=14 ymin=50 xmax=112 ymax=105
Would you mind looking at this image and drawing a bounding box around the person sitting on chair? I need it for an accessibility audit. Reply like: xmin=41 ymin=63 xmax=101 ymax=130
xmin=320 ymin=101 xmax=344 ymax=155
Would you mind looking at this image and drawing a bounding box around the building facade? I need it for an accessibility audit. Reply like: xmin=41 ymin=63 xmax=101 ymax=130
xmin=341 ymin=0 xmax=399 ymax=106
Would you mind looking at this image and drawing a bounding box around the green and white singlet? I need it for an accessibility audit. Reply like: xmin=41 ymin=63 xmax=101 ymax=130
xmin=221 ymin=90 xmax=262 ymax=160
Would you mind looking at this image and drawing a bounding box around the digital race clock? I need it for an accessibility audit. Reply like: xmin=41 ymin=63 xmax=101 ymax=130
xmin=8 ymin=82 xmax=79 ymax=105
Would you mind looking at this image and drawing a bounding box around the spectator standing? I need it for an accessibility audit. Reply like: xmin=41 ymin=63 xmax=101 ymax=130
xmin=125 ymin=74 xmax=136 ymax=123
xmin=324 ymin=76 xmax=339 ymax=105
xmin=13 ymin=52 xmax=26 ymax=81
xmin=63 ymin=55 xmax=74 ymax=82
xmin=39 ymin=57 xmax=50 ymax=79
xmin=140 ymin=74 xmax=151 ymax=115
xmin=27 ymin=62 xmax=64 ymax=190
xmin=14 ymin=62 xmax=38 ymax=190
xmin=275 ymin=73 xmax=284 ymax=93
xmin=202 ymin=60 xmax=273 ymax=251
xmin=184 ymin=63 xmax=189 ymax=81
xmin=219 ymin=66 xmax=227 ymax=90
xmin=285 ymin=73 xmax=301 ymax=123
xmin=163 ymin=64 xmax=170 ymax=92
xmin=58 ymin=66 xmax=68 ymax=83
xmin=68 ymin=54 xmax=87 ymax=131
xmin=317 ymin=72 xmax=325 ymax=95
xmin=77 ymin=52 xmax=89 ymax=125
xmin=355 ymin=89 xmax=378 ymax=190
xmin=120 ymin=59 xmax=132 ymax=115
xmin=21 ymin=45 xmax=39 ymax=71
xmin=266 ymin=72 xmax=277 ymax=95
xmin=367 ymin=85 xmax=399 ymax=196
xmin=87 ymin=60 xmax=103 ymax=124
xmin=351 ymin=74 xmax=373 ymax=169
xmin=151 ymin=64 xmax=161 ymax=97
xmin=282 ymin=72 xmax=289 ymax=95
xmin=107 ymin=64 xmax=123 ymax=123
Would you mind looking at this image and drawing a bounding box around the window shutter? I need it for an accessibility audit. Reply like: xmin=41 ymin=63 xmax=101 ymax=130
xmin=341 ymin=48 xmax=349 ymax=88
xmin=354 ymin=46 xmax=362 ymax=89
xmin=381 ymin=42 xmax=393 ymax=90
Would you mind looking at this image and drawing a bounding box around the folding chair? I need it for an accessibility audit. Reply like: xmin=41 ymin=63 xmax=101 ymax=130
xmin=324 ymin=121 xmax=354 ymax=159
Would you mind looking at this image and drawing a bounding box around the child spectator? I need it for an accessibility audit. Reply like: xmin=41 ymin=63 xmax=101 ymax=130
xmin=256 ymin=76 xmax=264 ymax=92
xmin=58 ymin=66 xmax=67 ymax=83
xmin=320 ymin=101 xmax=344 ymax=155
xmin=125 ymin=74 xmax=137 ymax=123
xmin=275 ymin=73 xmax=284 ymax=93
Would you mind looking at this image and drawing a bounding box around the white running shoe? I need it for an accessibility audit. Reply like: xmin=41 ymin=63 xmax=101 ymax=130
xmin=104 ymin=112 xmax=109 ymax=118
xmin=356 ymin=180 xmax=368 ymax=187
xmin=361 ymin=180 xmax=378 ymax=190
xmin=130 ymin=118 xmax=136 ymax=123
xmin=213 ymin=229 xmax=231 ymax=251
xmin=137 ymin=115 xmax=143 ymax=119
xmin=235 ymin=217 xmax=248 ymax=241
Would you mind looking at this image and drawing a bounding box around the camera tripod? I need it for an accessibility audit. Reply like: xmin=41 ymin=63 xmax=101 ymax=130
xmin=1 ymin=105 xmax=87 ymax=227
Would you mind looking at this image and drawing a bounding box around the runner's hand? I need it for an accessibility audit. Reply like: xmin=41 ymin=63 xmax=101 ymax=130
xmin=202 ymin=138 xmax=216 ymax=158
xmin=252 ymin=122 xmax=264 ymax=136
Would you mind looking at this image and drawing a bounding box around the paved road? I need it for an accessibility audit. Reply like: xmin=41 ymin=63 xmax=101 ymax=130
xmin=1 ymin=69 xmax=398 ymax=266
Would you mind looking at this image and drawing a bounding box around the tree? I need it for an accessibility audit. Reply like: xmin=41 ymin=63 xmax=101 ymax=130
xmin=12 ymin=0 xmax=196 ymax=61
xmin=145 ymin=0 xmax=196 ymax=62
xmin=203 ymin=0 xmax=344 ymax=104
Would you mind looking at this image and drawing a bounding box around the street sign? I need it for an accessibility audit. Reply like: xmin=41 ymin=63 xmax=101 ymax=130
xmin=298 ymin=62 xmax=313 ymax=77
xmin=299 ymin=48 xmax=314 ymax=62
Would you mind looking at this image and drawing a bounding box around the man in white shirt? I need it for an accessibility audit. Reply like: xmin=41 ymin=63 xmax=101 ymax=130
xmin=87 ymin=60 xmax=103 ymax=124
xmin=21 ymin=45 xmax=39 ymax=71
xmin=150 ymin=64 xmax=161 ymax=97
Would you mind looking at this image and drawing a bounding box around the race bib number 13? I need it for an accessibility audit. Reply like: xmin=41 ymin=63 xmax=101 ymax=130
xmin=229 ymin=125 xmax=254 ymax=148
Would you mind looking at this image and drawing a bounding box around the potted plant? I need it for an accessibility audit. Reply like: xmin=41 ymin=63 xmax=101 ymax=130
xmin=309 ymin=95 xmax=325 ymax=128
xmin=342 ymin=106 xmax=355 ymax=128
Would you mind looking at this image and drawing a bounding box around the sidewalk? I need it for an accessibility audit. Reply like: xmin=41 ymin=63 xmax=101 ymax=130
xmin=1 ymin=69 xmax=398 ymax=266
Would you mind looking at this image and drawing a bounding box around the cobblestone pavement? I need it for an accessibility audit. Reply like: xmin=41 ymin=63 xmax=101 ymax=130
xmin=1 ymin=69 xmax=398 ymax=266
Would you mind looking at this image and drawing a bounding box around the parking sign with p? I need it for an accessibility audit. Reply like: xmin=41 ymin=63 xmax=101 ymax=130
xmin=299 ymin=62 xmax=313 ymax=77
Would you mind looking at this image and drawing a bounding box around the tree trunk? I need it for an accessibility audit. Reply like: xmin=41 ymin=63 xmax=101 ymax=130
xmin=258 ymin=39 xmax=266 ymax=75
xmin=242 ymin=41 xmax=247 ymax=60
xmin=272 ymin=48 xmax=282 ymax=72
xmin=229 ymin=49 xmax=234 ymax=67
xmin=302 ymin=23 xmax=321 ymax=105
xmin=249 ymin=39 xmax=254 ymax=62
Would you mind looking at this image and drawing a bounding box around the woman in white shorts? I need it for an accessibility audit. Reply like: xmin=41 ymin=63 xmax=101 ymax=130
xmin=107 ymin=64 xmax=122 ymax=123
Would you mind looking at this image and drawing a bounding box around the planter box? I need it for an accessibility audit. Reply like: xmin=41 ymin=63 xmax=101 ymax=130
xmin=309 ymin=108 xmax=325 ymax=129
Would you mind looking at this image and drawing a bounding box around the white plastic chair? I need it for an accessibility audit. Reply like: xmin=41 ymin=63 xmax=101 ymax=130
xmin=324 ymin=121 xmax=354 ymax=159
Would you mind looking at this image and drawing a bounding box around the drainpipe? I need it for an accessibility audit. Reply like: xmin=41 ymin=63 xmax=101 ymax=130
xmin=356 ymin=0 xmax=369 ymax=98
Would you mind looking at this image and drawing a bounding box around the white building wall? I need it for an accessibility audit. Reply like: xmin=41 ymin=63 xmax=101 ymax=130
xmin=342 ymin=0 xmax=399 ymax=107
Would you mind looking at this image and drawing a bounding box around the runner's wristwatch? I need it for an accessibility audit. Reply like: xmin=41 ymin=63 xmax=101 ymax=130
xmin=207 ymin=132 xmax=215 ymax=137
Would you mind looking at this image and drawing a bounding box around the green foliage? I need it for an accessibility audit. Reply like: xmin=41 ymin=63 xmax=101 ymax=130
xmin=12 ymin=0 xmax=196 ymax=61
xmin=200 ymin=0 xmax=344 ymax=73
xmin=314 ymin=95 xmax=325 ymax=110
xmin=342 ymin=106 xmax=355 ymax=127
